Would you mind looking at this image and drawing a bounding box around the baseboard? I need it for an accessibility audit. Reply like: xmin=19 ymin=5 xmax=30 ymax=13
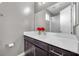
xmin=18 ymin=51 xmax=25 ymax=56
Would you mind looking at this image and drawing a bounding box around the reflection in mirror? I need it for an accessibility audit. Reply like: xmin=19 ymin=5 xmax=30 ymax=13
xmin=35 ymin=2 xmax=78 ymax=34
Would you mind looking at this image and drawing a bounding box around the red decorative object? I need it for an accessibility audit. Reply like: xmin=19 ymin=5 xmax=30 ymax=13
xmin=36 ymin=27 xmax=45 ymax=35
xmin=36 ymin=27 xmax=45 ymax=31
xmin=41 ymin=27 xmax=45 ymax=31
xmin=36 ymin=27 xmax=42 ymax=31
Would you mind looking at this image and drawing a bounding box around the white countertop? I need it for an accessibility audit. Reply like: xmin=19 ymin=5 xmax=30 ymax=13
xmin=24 ymin=31 xmax=79 ymax=54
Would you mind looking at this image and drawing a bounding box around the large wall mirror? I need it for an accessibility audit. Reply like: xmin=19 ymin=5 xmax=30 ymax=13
xmin=34 ymin=2 xmax=79 ymax=34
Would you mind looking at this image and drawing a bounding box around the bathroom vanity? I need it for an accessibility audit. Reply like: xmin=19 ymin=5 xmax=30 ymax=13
xmin=24 ymin=31 xmax=79 ymax=56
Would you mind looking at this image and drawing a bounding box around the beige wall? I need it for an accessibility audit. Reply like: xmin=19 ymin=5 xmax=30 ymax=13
xmin=60 ymin=5 xmax=72 ymax=34
xmin=0 ymin=2 xmax=34 ymax=56
xmin=51 ymin=14 xmax=60 ymax=32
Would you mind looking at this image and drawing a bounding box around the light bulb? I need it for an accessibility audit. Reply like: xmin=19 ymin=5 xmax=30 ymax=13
xmin=24 ymin=7 xmax=31 ymax=15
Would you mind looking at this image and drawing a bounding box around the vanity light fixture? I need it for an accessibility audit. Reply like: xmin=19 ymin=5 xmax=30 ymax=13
xmin=45 ymin=13 xmax=50 ymax=21
xmin=24 ymin=7 xmax=31 ymax=15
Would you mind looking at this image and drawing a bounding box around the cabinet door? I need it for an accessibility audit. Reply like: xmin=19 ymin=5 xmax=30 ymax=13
xmin=24 ymin=40 xmax=32 ymax=51
xmin=25 ymin=46 xmax=35 ymax=56
xmin=35 ymin=47 xmax=48 ymax=56
xmin=24 ymin=40 xmax=35 ymax=56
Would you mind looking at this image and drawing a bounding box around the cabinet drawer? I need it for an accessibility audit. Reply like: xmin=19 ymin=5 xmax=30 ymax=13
xmin=34 ymin=39 xmax=48 ymax=51
xmin=62 ymin=50 xmax=79 ymax=56
xmin=49 ymin=45 xmax=79 ymax=56
xmin=49 ymin=45 xmax=63 ymax=55
xmin=49 ymin=50 xmax=59 ymax=56
xmin=24 ymin=35 xmax=35 ymax=43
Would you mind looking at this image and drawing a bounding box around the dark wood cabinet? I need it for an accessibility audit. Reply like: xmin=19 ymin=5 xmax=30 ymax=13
xmin=35 ymin=47 xmax=48 ymax=56
xmin=49 ymin=45 xmax=79 ymax=56
xmin=62 ymin=50 xmax=79 ymax=56
xmin=24 ymin=36 xmax=48 ymax=56
xmin=25 ymin=48 xmax=35 ymax=56
xmin=34 ymin=39 xmax=48 ymax=51
xmin=24 ymin=40 xmax=35 ymax=56
xmin=49 ymin=52 xmax=59 ymax=56
xmin=49 ymin=45 xmax=63 ymax=56
xmin=24 ymin=35 xmax=79 ymax=56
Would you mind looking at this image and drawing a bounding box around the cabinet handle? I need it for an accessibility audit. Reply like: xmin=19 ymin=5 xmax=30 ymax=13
xmin=50 ymin=50 xmax=62 ymax=56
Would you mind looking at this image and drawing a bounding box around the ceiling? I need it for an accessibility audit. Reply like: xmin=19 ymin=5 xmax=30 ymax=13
xmin=35 ymin=2 xmax=71 ymax=16
xmin=34 ymin=2 xmax=57 ymax=13
xmin=47 ymin=2 xmax=71 ymax=16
